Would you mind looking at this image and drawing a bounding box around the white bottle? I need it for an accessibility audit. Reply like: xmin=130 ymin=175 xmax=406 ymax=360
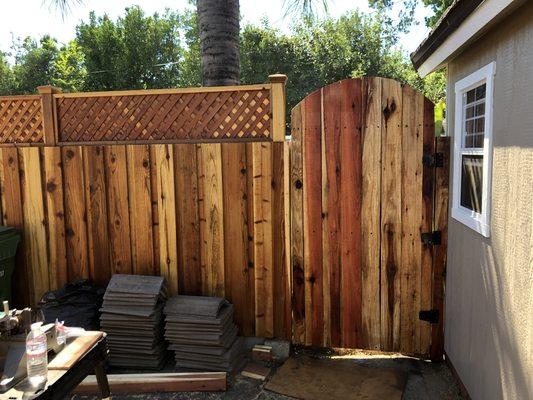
xmin=26 ymin=322 xmax=48 ymax=386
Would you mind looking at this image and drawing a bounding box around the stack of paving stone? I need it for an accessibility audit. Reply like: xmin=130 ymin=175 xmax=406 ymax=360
xmin=164 ymin=296 xmax=244 ymax=372
xmin=100 ymin=274 xmax=168 ymax=369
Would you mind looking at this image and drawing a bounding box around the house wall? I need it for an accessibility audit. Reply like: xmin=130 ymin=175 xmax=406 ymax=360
xmin=445 ymin=2 xmax=533 ymax=399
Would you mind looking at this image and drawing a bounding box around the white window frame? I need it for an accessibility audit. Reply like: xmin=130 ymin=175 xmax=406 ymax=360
xmin=452 ymin=61 xmax=495 ymax=237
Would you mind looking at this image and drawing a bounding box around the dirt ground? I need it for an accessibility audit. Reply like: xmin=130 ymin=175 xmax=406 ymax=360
xmin=73 ymin=347 xmax=464 ymax=400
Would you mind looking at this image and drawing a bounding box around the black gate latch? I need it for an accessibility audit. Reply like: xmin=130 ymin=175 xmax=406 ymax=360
xmin=421 ymin=231 xmax=441 ymax=245
xmin=419 ymin=309 xmax=439 ymax=324
xmin=422 ymin=153 xmax=444 ymax=168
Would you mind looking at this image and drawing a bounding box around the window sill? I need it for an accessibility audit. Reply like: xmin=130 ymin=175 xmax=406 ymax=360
xmin=451 ymin=206 xmax=490 ymax=237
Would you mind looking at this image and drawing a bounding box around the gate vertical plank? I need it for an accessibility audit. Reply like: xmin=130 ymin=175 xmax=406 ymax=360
xmin=253 ymin=142 xmax=274 ymax=338
xmin=400 ymin=87 xmax=423 ymax=354
xmin=222 ymin=143 xmax=252 ymax=334
xmin=150 ymin=146 xmax=161 ymax=278
xmin=380 ymin=78 xmax=403 ymax=352
xmin=322 ymin=82 xmax=342 ymax=347
xmin=198 ymin=144 xmax=225 ymax=297
xmin=0 ymin=149 xmax=30 ymax=306
xmin=126 ymin=145 xmax=154 ymax=276
xmin=83 ymin=146 xmax=111 ymax=287
xmin=43 ymin=147 xmax=68 ymax=289
xmin=174 ymin=144 xmax=202 ymax=295
xmin=62 ymin=146 xmax=89 ymax=281
xmin=303 ymin=90 xmax=323 ymax=347
xmin=431 ymin=136 xmax=449 ymax=361
xmin=339 ymin=79 xmax=363 ymax=348
xmin=361 ymin=77 xmax=382 ymax=350
xmin=290 ymin=103 xmax=305 ymax=344
xmin=104 ymin=145 xmax=133 ymax=275
xmin=272 ymin=141 xmax=290 ymax=339
xmin=20 ymin=148 xmax=50 ymax=304
xmin=154 ymin=144 xmax=179 ymax=293
xmin=420 ymin=98 xmax=436 ymax=356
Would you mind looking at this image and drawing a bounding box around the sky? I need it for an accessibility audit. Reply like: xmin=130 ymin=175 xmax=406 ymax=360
xmin=0 ymin=0 xmax=432 ymax=54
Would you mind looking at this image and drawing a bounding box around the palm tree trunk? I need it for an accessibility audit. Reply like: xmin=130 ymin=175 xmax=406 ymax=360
xmin=197 ymin=0 xmax=240 ymax=86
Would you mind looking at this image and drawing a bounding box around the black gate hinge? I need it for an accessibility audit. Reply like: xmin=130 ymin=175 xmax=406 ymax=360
xmin=419 ymin=309 xmax=439 ymax=324
xmin=421 ymin=231 xmax=441 ymax=245
xmin=422 ymin=153 xmax=444 ymax=168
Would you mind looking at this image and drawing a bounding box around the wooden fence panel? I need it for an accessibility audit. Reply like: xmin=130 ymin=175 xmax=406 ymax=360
xmin=0 ymin=142 xmax=289 ymax=340
xmin=290 ymin=77 xmax=447 ymax=358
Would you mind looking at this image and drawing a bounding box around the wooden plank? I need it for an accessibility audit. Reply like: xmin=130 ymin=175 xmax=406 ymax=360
xmin=252 ymin=142 xmax=274 ymax=338
xmin=290 ymin=103 xmax=305 ymax=344
xmin=104 ymin=145 xmax=133 ymax=275
xmin=339 ymin=79 xmax=363 ymax=348
xmin=431 ymin=136 xmax=449 ymax=361
xmin=126 ymin=145 xmax=154 ymax=276
xmin=400 ymin=86 xmax=423 ymax=355
xmin=173 ymin=144 xmax=202 ymax=295
xmin=245 ymin=143 xmax=256 ymax=336
xmin=272 ymin=141 xmax=290 ymax=339
xmin=83 ymin=146 xmax=111 ymax=287
xmin=420 ymin=98 xmax=436 ymax=356
xmin=380 ymin=78 xmax=403 ymax=352
xmin=19 ymin=147 xmax=49 ymax=304
xmin=302 ymin=90 xmax=323 ymax=347
xmin=153 ymin=144 xmax=179 ymax=293
xmin=361 ymin=77 xmax=382 ymax=350
xmin=73 ymin=372 xmax=227 ymax=395
xmin=197 ymin=144 xmax=225 ymax=297
xmin=269 ymin=74 xmax=287 ymax=142
xmin=0 ymin=148 xmax=29 ymax=306
xmin=48 ymin=332 xmax=103 ymax=370
xmin=322 ymin=82 xmax=342 ymax=347
xmin=43 ymin=147 xmax=68 ymax=289
xmin=221 ymin=143 xmax=252 ymax=335
xmin=150 ymin=145 xmax=161 ymax=277
xmin=62 ymin=146 xmax=89 ymax=281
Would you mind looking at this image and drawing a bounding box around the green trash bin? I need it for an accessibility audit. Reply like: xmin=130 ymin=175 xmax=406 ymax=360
xmin=0 ymin=226 xmax=20 ymax=302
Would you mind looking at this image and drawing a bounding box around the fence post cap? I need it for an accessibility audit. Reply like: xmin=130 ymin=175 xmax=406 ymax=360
xmin=268 ymin=74 xmax=287 ymax=84
xmin=37 ymin=85 xmax=62 ymax=94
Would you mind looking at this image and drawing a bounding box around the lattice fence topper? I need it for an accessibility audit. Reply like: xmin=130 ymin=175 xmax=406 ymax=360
xmin=56 ymin=87 xmax=273 ymax=143
xmin=0 ymin=96 xmax=44 ymax=144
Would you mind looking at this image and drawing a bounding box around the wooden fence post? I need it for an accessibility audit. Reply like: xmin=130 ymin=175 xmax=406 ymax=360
xmin=37 ymin=85 xmax=62 ymax=146
xmin=269 ymin=74 xmax=287 ymax=142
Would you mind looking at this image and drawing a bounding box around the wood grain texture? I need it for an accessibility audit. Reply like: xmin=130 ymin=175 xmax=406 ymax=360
xmin=19 ymin=147 xmax=49 ymax=304
xmin=252 ymin=142 xmax=274 ymax=338
xmin=83 ymin=146 xmax=111 ymax=286
xmin=174 ymin=144 xmax=202 ymax=295
xmin=62 ymin=146 xmax=89 ymax=281
xmin=198 ymin=144 xmax=225 ymax=297
xmin=0 ymin=148 xmax=29 ymax=306
xmin=126 ymin=145 xmax=154 ymax=276
xmin=222 ymin=143 xmax=251 ymax=334
xmin=302 ymin=90 xmax=323 ymax=347
xmin=104 ymin=146 xmax=133 ymax=275
xmin=290 ymin=103 xmax=305 ymax=344
xmin=380 ymin=79 xmax=403 ymax=352
xmin=43 ymin=146 xmax=68 ymax=289
xmin=361 ymin=77 xmax=382 ymax=350
xmin=431 ymin=136 xmax=449 ymax=361
xmin=339 ymin=79 xmax=363 ymax=348
xmin=154 ymin=144 xmax=179 ymax=293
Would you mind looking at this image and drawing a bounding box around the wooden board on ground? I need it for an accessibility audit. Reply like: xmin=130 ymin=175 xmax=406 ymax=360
xmin=265 ymin=356 xmax=406 ymax=400
xmin=48 ymin=332 xmax=103 ymax=370
xmin=73 ymin=372 xmax=227 ymax=395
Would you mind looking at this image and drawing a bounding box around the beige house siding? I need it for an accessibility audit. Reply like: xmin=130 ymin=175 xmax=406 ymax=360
xmin=445 ymin=2 xmax=533 ymax=399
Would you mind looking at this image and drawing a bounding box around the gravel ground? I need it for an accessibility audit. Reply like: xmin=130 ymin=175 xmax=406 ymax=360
xmin=73 ymin=347 xmax=464 ymax=400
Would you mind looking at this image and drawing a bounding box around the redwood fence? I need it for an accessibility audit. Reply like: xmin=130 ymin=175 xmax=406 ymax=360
xmin=0 ymin=76 xmax=449 ymax=359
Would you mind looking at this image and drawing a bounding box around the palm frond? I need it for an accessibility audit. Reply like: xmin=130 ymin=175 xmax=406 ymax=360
xmin=282 ymin=0 xmax=329 ymax=19
xmin=43 ymin=0 xmax=84 ymax=17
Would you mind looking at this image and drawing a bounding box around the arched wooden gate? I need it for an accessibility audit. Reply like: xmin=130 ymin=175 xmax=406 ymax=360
xmin=289 ymin=77 xmax=449 ymax=359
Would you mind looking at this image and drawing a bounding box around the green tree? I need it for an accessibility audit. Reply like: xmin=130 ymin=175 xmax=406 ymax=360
xmin=53 ymin=41 xmax=86 ymax=91
xmin=76 ymin=6 xmax=183 ymax=90
xmin=422 ymin=0 xmax=453 ymax=27
xmin=0 ymin=52 xmax=15 ymax=94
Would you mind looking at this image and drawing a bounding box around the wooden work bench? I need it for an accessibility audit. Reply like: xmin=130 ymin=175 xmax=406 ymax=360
xmin=3 ymin=332 xmax=109 ymax=399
